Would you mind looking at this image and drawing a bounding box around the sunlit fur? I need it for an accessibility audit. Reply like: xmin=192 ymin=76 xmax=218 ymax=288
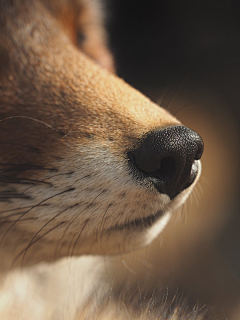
xmin=0 ymin=0 xmax=204 ymax=319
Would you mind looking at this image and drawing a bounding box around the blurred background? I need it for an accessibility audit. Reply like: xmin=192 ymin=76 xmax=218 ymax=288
xmin=105 ymin=1 xmax=240 ymax=318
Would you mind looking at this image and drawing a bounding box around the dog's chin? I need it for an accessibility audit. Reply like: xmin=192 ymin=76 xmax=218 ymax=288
xmin=76 ymin=211 xmax=171 ymax=256
xmin=84 ymin=160 xmax=202 ymax=255
xmin=10 ymin=162 xmax=201 ymax=266
xmin=66 ymin=160 xmax=202 ymax=257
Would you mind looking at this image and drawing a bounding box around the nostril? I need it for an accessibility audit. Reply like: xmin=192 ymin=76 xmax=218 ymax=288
xmin=149 ymin=157 xmax=176 ymax=181
xmin=183 ymin=160 xmax=199 ymax=190
xmin=195 ymin=142 xmax=204 ymax=161
xmin=133 ymin=151 xmax=176 ymax=179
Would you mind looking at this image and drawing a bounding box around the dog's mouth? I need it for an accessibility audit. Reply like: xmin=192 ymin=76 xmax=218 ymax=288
xmin=107 ymin=160 xmax=201 ymax=234
xmin=109 ymin=210 xmax=165 ymax=231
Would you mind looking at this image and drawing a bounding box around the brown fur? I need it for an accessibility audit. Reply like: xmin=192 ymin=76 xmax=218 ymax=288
xmin=0 ymin=0 xmax=181 ymax=268
xmin=0 ymin=1 xmax=208 ymax=319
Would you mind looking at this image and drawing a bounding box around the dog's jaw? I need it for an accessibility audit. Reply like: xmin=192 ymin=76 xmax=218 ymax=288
xmin=0 ymin=0 xmax=202 ymax=268
xmin=0 ymin=140 xmax=201 ymax=266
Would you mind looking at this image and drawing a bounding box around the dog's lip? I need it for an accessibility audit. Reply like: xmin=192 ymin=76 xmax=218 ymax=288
xmin=108 ymin=210 xmax=165 ymax=231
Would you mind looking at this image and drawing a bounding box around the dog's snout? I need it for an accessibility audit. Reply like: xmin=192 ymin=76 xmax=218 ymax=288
xmin=129 ymin=126 xmax=204 ymax=199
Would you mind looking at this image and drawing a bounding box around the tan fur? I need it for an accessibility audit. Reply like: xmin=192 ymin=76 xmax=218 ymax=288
xmin=0 ymin=0 xmax=206 ymax=319
xmin=0 ymin=0 xmax=182 ymax=268
xmin=78 ymin=300 xmax=208 ymax=320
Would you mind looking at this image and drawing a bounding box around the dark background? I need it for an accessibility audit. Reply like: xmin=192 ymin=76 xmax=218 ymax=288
xmin=106 ymin=0 xmax=240 ymax=278
xmin=107 ymin=0 xmax=240 ymax=117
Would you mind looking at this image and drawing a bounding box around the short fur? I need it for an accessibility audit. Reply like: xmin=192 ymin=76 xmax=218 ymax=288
xmin=0 ymin=0 xmax=205 ymax=319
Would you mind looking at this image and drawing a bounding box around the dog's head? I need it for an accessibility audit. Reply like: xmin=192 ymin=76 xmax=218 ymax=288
xmin=0 ymin=0 xmax=203 ymax=267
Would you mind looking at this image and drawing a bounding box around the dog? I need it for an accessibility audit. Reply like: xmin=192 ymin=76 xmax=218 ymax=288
xmin=0 ymin=0 xmax=206 ymax=319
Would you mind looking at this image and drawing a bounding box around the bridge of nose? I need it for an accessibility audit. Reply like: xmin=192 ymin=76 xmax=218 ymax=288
xmin=68 ymin=55 xmax=181 ymax=137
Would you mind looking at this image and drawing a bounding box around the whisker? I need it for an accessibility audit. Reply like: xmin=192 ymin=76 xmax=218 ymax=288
xmin=70 ymin=174 xmax=91 ymax=187
xmin=173 ymin=104 xmax=193 ymax=117
xmin=15 ymin=221 xmax=66 ymax=269
xmin=0 ymin=174 xmax=52 ymax=185
xmin=70 ymin=218 xmax=91 ymax=257
xmin=0 ymin=188 xmax=75 ymax=244
xmin=199 ymin=175 xmax=210 ymax=187
xmin=0 ymin=194 xmax=31 ymax=199
xmin=120 ymin=254 xmax=137 ymax=275
xmin=66 ymin=190 xmax=105 ymax=257
xmin=156 ymin=84 xmax=171 ymax=107
xmin=99 ymin=204 xmax=112 ymax=240
xmin=54 ymin=204 xmax=81 ymax=258
xmin=14 ymin=206 xmax=70 ymax=266
xmin=164 ymin=74 xmax=190 ymax=111
xmin=0 ymin=116 xmax=62 ymax=135
xmin=22 ymin=171 xmax=74 ymax=194
xmin=0 ymin=163 xmax=58 ymax=172
xmin=131 ymin=248 xmax=153 ymax=270
xmin=0 ymin=217 xmax=37 ymax=224
xmin=62 ymin=131 xmax=81 ymax=139
xmin=0 ymin=204 xmax=49 ymax=219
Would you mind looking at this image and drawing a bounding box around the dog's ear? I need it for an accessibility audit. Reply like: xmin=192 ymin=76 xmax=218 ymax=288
xmin=76 ymin=1 xmax=115 ymax=73
xmin=48 ymin=0 xmax=115 ymax=72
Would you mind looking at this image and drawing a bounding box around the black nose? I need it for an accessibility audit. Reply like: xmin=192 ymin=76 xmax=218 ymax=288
xmin=128 ymin=125 xmax=204 ymax=199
